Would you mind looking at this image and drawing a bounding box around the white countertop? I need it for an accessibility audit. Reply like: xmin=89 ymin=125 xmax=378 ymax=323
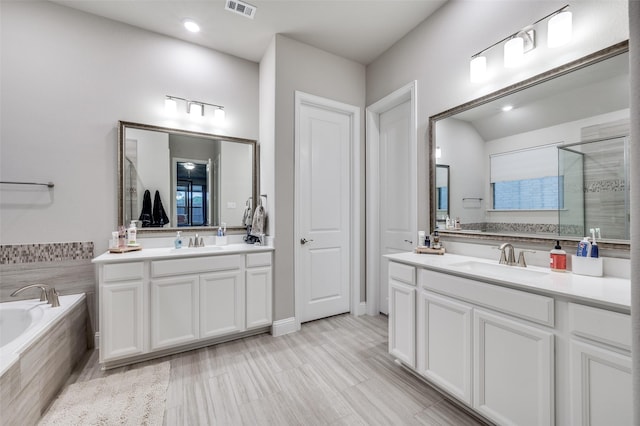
xmin=385 ymin=252 xmax=630 ymax=312
xmin=93 ymin=243 xmax=274 ymax=264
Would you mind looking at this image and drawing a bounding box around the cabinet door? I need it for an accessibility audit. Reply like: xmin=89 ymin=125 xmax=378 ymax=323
xmin=418 ymin=291 xmax=472 ymax=404
xmin=150 ymin=276 xmax=199 ymax=350
xmin=570 ymin=339 xmax=632 ymax=425
xmin=100 ymin=281 xmax=144 ymax=362
xmin=200 ymin=270 xmax=244 ymax=338
xmin=246 ymin=266 xmax=272 ymax=329
xmin=473 ymin=309 xmax=554 ymax=426
xmin=389 ymin=280 xmax=416 ymax=367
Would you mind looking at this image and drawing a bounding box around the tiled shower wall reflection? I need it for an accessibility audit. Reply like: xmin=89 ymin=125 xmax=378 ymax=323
xmin=0 ymin=241 xmax=96 ymax=329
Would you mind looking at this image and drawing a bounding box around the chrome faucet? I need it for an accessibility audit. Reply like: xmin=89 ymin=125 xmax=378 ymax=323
xmin=498 ymin=243 xmax=517 ymax=266
xmin=10 ymin=284 xmax=60 ymax=307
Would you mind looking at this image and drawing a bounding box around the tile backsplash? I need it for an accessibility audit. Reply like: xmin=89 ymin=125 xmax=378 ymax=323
xmin=0 ymin=242 xmax=94 ymax=265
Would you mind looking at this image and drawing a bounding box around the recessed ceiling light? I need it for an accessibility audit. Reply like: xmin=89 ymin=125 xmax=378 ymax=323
xmin=501 ymin=105 xmax=514 ymax=112
xmin=183 ymin=19 xmax=200 ymax=33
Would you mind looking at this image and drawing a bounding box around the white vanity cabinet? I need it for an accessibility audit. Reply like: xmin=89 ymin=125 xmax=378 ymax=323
xmin=568 ymin=303 xmax=632 ymax=425
xmin=473 ymin=309 xmax=554 ymax=426
xmin=388 ymin=261 xmax=416 ymax=367
xmin=417 ymin=290 xmax=472 ymax=404
xmin=245 ymin=252 xmax=273 ymax=329
xmin=99 ymin=262 xmax=146 ymax=363
xmin=388 ymin=256 xmax=631 ymax=426
xmin=95 ymin=247 xmax=273 ymax=368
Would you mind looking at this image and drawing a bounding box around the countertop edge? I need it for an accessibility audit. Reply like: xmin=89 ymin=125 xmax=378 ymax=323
xmin=92 ymin=245 xmax=274 ymax=264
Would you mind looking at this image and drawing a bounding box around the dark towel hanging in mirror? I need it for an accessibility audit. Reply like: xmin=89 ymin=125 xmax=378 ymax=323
xmin=153 ymin=190 xmax=169 ymax=227
xmin=138 ymin=190 xmax=153 ymax=227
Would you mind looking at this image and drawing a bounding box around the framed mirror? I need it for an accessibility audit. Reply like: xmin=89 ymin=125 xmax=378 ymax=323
xmin=118 ymin=121 xmax=258 ymax=233
xmin=429 ymin=41 xmax=630 ymax=245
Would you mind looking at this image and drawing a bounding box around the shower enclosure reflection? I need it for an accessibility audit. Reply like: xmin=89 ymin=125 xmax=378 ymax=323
xmin=559 ymin=136 xmax=630 ymax=240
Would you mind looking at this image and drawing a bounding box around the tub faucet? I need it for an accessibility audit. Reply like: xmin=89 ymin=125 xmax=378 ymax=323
xmin=10 ymin=284 xmax=60 ymax=307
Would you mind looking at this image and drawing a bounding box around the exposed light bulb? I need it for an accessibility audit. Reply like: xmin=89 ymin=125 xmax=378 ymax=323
xmin=504 ymin=36 xmax=524 ymax=68
xmin=548 ymin=11 xmax=572 ymax=48
xmin=470 ymin=55 xmax=487 ymax=83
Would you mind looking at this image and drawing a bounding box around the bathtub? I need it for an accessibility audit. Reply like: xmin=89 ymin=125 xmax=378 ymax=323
xmin=0 ymin=293 xmax=85 ymax=377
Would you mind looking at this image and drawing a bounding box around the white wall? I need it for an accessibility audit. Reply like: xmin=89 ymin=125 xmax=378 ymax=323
xmin=366 ymin=0 xmax=629 ymax=232
xmin=0 ymin=1 xmax=258 ymax=251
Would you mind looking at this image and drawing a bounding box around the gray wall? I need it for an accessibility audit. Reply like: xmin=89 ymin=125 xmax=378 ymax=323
xmin=269 ymin=35 xmax=366 ymax=321
xmin=0 ymin=1 xmax=259 ymax=252
xmin=366 ymin=0 xmax=629 ymax=233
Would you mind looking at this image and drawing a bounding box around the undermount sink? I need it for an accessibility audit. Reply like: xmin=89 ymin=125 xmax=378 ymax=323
xmin=449 ymin=260 xmax=549 ymax=279
xmin=169 ymin=246 xmax=224 ymax=254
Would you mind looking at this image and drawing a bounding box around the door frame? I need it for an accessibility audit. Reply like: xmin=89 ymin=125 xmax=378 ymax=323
xmin=365 ymin=81 xmax=417 ymax=316
xmin=294 ymin=91 xmax=361 ymax=330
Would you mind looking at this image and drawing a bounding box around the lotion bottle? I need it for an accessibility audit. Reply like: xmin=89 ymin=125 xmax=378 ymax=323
xmin=550 ymin=240 xmax=566 ymax=271
xmin=127 ymin=221 xmax=137 ymax=245
xmin=174 ymin=231 xmax=183 ymax=249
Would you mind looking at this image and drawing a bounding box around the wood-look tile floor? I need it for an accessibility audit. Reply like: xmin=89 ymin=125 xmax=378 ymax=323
xmin=67 ymin=314 xmax=489 ymax=425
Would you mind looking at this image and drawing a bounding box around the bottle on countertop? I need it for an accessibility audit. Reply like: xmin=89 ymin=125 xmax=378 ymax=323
xmin=127 ymin=221 xmax=137 ymax=245
xmin=550 ymin=240 xmax=566 ymax=271
xmin=174 ymin=231 xmax=183 ymax=249
xmin=576 ymin=236 xmax=592 ymax=257
xmin=432 ymin=231 xmax=441 ymax=249
xmin=118 ymin=226 xmax=127 ymax=248
xmin=418 ymin=231 xmax=426 ymax=247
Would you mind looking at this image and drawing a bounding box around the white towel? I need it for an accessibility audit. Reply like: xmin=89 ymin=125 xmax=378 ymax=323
xmin=251 ymin=205 xmax=266 ymax=236
xmin=242 ymin=200 xmax=253 ymax=227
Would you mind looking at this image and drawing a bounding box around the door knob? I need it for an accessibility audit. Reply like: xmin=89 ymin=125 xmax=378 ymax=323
xmin=300 ymin=238 xmax=314 ymax=245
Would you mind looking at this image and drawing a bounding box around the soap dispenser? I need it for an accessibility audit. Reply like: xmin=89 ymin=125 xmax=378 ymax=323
xmin=174 ymin=231 xmax=183 ymax=249
xmin=550 ymin=240 xmax=566 ymax=271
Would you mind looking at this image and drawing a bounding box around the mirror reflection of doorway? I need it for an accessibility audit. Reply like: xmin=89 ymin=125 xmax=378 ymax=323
xmin=176 ymin=161 xmax=209 ymax=226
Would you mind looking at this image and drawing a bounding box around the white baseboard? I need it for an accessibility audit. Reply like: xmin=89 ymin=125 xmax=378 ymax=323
xmin=271 ymin=317 xmax=298 ymax=337
xmin=355 ymin=302 xmax=367 ymax=316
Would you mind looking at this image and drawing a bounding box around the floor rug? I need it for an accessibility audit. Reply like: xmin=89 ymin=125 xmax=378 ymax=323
xmin=39 ymin=361 xmax=170 ymax=425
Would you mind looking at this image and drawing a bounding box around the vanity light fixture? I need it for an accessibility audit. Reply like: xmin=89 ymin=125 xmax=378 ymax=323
xmin=183 ymin=19 xmax=200 ymax=33
xmin=547 ymin=8 xmax=572 ymax=48
xmin=469 ymin=5 xmax=570 ymax=82
xmin=164 ymin=95 xmax=226 ymax=123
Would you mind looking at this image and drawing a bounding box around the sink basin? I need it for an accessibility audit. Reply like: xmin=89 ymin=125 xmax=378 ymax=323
xmin=169 ymin=246 xmax=224 ymax=254
xmin=449 ymin=261 xmax=549 ymax=279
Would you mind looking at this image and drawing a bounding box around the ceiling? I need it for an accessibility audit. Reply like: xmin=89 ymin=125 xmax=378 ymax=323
xmin=51 ymin=0 xmax=447 ymax=65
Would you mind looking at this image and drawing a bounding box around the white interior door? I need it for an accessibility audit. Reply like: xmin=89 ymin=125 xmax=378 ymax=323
xmin=296 ymin=94 xmax=354 ymax=323
xmin=379 ymin=99 xmax=416 ymax=314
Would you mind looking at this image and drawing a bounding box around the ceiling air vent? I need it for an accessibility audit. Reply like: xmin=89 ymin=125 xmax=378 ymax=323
xmin=225 ymin=0 xmax=257 ymax=19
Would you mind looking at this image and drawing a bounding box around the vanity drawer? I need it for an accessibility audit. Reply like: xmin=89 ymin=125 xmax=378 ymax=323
xmin=103 ymin=262 xmax=144 ymax=282
xmin=151 ymin=255 xmax=241 ymax=277
xmin=568 ymin=303 xmax=631 ymax=350
xmin=389 ymin=261 xmax=415 ymax=286
xmin=419 ymin=269 xmax=554 ymax=327
xmin=246 ymin=252 xmax=272 ymax=268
